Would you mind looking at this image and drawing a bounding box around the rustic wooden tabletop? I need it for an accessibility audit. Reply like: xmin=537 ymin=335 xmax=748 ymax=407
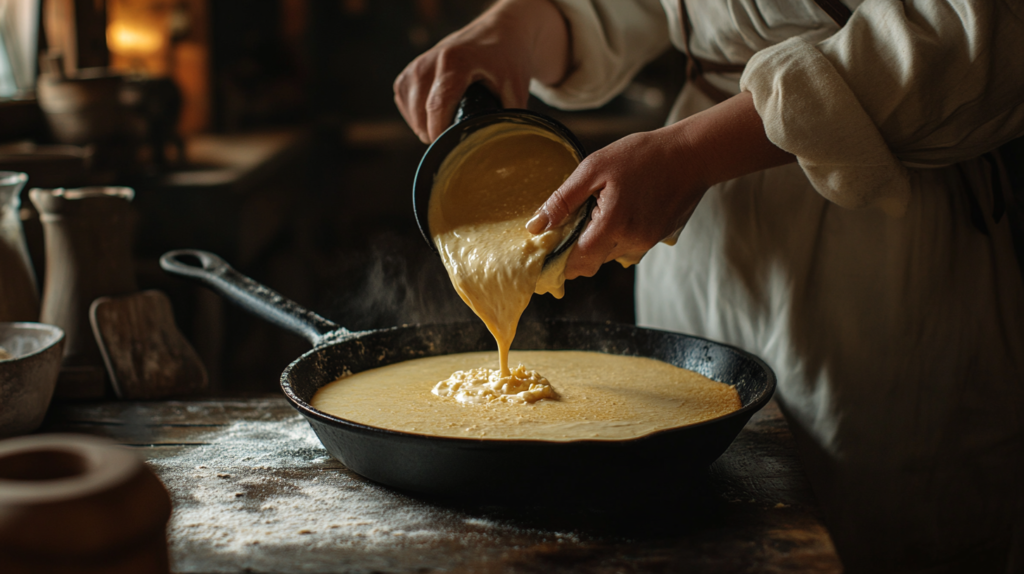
xmin=41 ymin=397 xmax=841 ymax=573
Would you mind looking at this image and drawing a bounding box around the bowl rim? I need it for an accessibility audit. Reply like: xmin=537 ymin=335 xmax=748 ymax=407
xmin=0 ymin=322 xmax=66 ymax=362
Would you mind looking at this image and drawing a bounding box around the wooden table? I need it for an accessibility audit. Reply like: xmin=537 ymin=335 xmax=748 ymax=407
xmin=41 ymin=397 xmax=841 ymax=573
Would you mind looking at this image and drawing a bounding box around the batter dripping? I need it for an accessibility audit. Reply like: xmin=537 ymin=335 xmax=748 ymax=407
xmin=428 ymin=122 xmax=580 ymax=402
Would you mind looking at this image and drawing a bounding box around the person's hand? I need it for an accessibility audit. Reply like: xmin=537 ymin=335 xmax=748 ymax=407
xmin=527 ymin=92 xmax=797 ymax=279
xmin=528 ymin=127 xmax=709 ymax=279
xmin=394 ymin=0 xmax=570 ymax=144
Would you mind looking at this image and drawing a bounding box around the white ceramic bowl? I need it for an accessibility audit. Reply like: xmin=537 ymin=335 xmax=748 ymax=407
xmin=0 ymin=323 xmax=65 ymax=438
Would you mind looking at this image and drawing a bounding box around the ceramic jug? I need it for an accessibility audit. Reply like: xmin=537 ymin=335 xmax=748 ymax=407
xmin=30 ymin=186 xmax=137 ymax=399
xmin=0 ymin=172 xmax=40 ymax=322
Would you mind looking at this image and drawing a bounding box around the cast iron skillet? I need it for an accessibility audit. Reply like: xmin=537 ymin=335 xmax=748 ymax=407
xmin=412 ymin=83 xmax=593 ymax=265
xmin=160 ymin=249 xmax=776 ymax=501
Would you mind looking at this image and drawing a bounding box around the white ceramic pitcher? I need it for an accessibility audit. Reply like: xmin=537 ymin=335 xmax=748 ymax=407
xmin=0 ymin=172 xmax=39 ymax=322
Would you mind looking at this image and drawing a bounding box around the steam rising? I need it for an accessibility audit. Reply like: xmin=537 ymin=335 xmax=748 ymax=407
xmin=333 ymin=233 xmax=475 ymax=331
xmin=331 ymin=231 xmax=635 ymax=332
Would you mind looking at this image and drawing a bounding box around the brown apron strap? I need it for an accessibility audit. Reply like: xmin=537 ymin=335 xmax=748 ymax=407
xmin=812 ymin=0 xmax=854 ymax=27
xmin=678 ymin=0 xmax=853 ymax=104
xmin=678 ymin=1 xmax=744 ymax=104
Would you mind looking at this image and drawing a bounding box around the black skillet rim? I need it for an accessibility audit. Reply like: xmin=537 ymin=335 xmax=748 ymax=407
xmin=278 ymin=320 xmax=777 ymax=447
xmin=412 ymin=107 xmax=589 ymax=252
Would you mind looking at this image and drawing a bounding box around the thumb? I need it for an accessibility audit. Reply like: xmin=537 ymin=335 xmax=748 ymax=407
xmin=526 ymin=164 xmax=598 ymax=235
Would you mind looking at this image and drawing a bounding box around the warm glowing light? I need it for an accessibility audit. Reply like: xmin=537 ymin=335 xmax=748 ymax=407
xmin=107 ymin=20 xmax=164 ymax=55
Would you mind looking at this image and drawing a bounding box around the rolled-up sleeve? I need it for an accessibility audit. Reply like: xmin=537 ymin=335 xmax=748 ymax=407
xmin=530 ymin=0 xmax=671 ymax=110
xmin=740 ymin=0 xmax=1024 ymax=216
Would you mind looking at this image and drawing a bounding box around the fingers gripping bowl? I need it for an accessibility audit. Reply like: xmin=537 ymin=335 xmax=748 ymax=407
xmin=160 ymin=250 xmax=775 ymax=499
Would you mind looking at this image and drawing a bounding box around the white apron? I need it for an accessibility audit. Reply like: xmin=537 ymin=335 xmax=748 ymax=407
xmin=533 ymin=1 xmax=1024 ymax=571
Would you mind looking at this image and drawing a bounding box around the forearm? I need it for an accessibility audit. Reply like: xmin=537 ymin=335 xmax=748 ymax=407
xmin=673 ymin=91 xmax=796 ymax=188
xmin=485 ymin=0 xmax=571 ymax=86
xmin=526 ymin=0 xmax=571 ymax=86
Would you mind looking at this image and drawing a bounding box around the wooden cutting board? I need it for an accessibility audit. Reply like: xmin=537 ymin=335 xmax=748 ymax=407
xmin=90 ymin=290 xmax=208 ymax=399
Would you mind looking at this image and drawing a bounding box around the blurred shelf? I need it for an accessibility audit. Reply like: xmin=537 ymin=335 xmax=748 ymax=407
xmin=137 ymin=128 xmax=313 ymax=193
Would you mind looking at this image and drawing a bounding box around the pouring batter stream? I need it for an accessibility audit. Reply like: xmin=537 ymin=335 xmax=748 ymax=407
xmin=428 ymin=122 xmax=580 ymax=404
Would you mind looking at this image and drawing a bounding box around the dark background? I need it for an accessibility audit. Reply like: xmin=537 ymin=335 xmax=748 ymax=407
xmin=2 ymin=0 xmax=687 ymax=392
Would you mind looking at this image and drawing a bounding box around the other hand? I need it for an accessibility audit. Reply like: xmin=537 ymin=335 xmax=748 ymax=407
xmin=393 ymin=0 xmax=570 ymax=144
xmin=528 ymin=127 xmax=709 ymax=279
xmin=528 ymin=92 xmax=797 ymax=279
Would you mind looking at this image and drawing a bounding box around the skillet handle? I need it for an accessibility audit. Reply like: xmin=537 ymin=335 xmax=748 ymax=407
xmin=159 ymin=249 xmax=342 ymax=347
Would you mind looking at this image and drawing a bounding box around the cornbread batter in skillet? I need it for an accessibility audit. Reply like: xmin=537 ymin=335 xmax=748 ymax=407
xmin=311 ymin=350 xmax=742 ymax=441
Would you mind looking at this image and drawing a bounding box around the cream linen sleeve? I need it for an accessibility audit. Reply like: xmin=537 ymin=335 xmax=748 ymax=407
xmin=529 ymin=0 xmax=671 ymax=110
xmin=740 ymin=0 xmax=1024 ymax=216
